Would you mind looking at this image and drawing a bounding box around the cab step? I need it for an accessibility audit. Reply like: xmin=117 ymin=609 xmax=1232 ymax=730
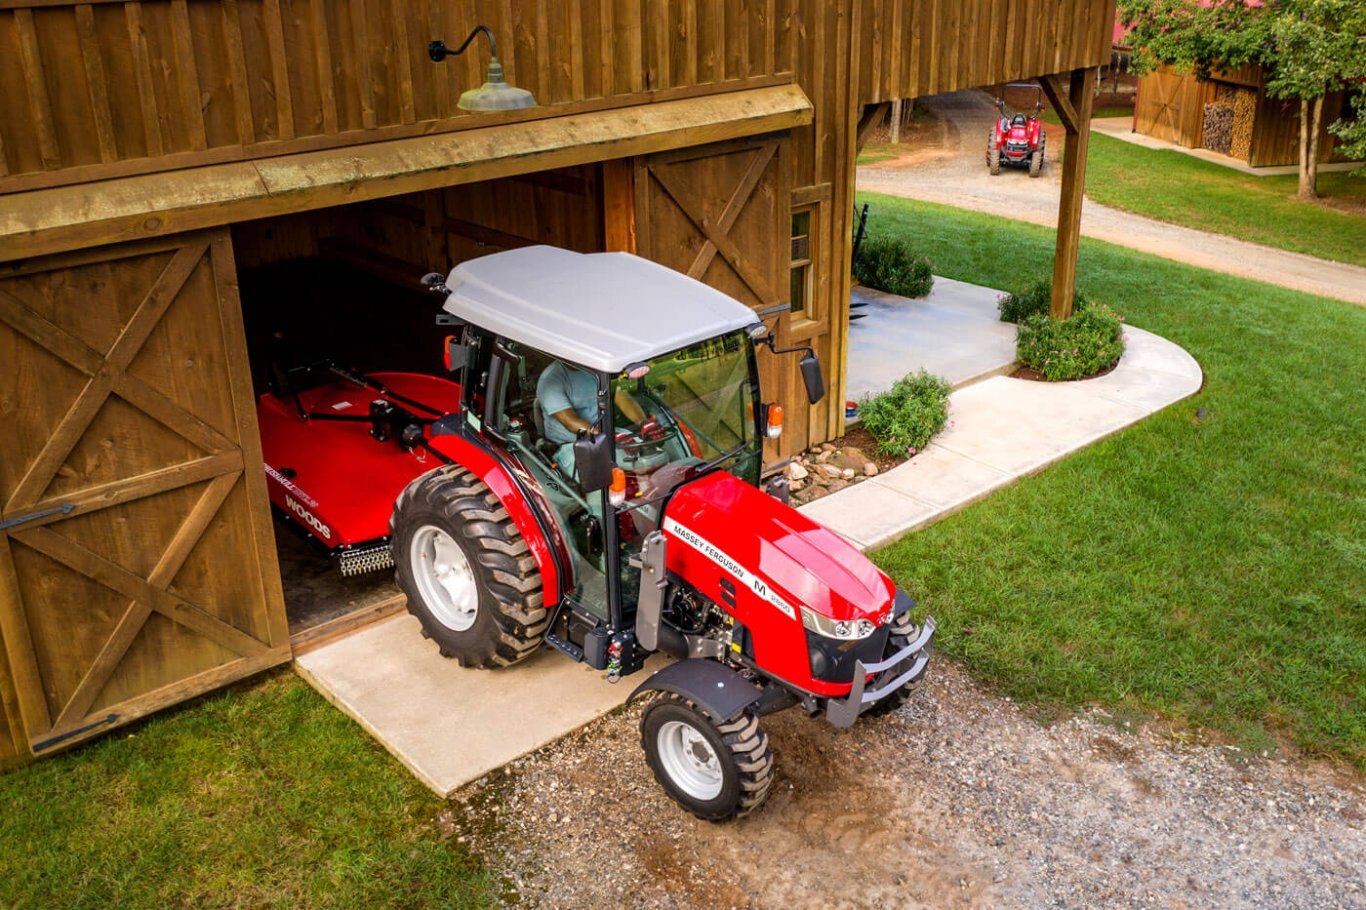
xmin=544 ymin=633 xmax=584 ymax=662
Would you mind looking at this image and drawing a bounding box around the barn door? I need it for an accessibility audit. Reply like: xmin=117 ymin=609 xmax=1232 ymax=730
xmin=1136 ymin=70 xmax=1185 ymax=145
xmin=633 ymin=136 xmax=794 ymax=459
xmin=0 ymin=230 xmax=289 ymax=757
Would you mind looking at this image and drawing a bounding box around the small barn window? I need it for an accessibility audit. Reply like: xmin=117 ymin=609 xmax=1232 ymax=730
xmin=790 ymin=208 xmax=813 ymax=317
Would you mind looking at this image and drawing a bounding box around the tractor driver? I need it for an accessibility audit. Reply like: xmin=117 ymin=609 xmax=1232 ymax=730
xmin=537 ymin=361 xmax=647 ymax=479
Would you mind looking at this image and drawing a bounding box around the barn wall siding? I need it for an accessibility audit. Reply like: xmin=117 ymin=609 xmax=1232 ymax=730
xmin=0 ymin=0 xmax=1116 ymax=195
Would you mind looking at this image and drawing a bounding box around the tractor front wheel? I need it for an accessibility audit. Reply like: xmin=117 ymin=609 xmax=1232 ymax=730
xmin=392 ymin=465 xmax=548 ymax=668
xmin=1029 ymin=140 xmax=1044 ymax=177
xmin=988 ymin=144 xmax=1001 ymax=176
xmin=640 ymin=693 xmax=775 ymax=822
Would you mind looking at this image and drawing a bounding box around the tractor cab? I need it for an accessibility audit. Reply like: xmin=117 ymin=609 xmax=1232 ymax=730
xmin=430 ymin=247 xmax=806 ymax=638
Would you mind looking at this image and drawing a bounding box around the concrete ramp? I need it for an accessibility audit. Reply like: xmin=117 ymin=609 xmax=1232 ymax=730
xmin=295 ymin=613 xmax=664 ymax=795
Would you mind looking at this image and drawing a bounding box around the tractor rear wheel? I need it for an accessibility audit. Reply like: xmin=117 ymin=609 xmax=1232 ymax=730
xmin=640 ymin=693 xmax=775 ymax=822
xmin=988 ymin=144 xmax=1001 ymax=176
xmin=864 ymin=611 xmax=928 ymax=718
xmin=392 ymin=465 xmax=548 ymax=668
xmin=1029 ymin=140 xmax=1044 ymax=177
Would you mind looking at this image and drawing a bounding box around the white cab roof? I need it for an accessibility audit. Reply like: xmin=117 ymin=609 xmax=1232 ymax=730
xmin=442 ymin=247 xmax=758 ymax=373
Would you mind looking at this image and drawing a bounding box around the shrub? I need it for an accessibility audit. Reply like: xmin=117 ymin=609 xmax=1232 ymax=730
xmin=997 ymin=277 xmax=1051 ymax=323
xmin=1015 ymin=302 xmax=1126 ymax=381
xmin=858 ymin=369 xmax=952 ymax=458
xmin=853 ymin=234 xmax=935 ymax=298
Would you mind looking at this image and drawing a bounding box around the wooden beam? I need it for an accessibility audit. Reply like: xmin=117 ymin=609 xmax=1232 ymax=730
xmin=0 ymin=84 xmax=813 ymax=261
xmin=1050 ymin=66 xmax=1096 ymax=321
xmin=855 ymin=101 xmax=889 ymax=152
xmin=1039 ymin=72 xmax=1080 ymax=134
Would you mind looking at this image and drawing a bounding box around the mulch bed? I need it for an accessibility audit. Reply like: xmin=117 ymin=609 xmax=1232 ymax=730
xmin=1010 ymin=360 xmax=1120 ymax=383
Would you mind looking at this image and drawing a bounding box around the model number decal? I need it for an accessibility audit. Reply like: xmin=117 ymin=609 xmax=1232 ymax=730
xmin=662 ymin=517 xmax=797 ymax=620
xmin=284 ymin=494 xmax=332 ymax=540
xmin=264 ymin=463 xmax=318 ymax=508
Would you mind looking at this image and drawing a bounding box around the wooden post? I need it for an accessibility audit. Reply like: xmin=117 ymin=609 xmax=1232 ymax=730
xmin=1042 ymin=67 xmax=1096 ymax=320
xmin=601 ymin=157 xmax=637 ymax=253
xmin=889 ymin=98 xmax=903 ymax=144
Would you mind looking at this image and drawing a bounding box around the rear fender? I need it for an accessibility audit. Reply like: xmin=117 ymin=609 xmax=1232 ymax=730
xmin=425 ymin=433 xmax=564 ymax=607
xmin=630 ymin=660 xmax=763 ymax=723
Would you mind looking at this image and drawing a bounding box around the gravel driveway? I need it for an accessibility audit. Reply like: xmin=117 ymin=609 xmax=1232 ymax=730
xmin=447 ymin=661 xmax=1364 ymax=908
xmin=858 ymin=90 xmax=1366 ymax=306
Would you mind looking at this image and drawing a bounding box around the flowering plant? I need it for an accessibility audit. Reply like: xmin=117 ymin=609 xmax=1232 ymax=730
xmin=1015 ymin=302 xmax=1126 ymax=381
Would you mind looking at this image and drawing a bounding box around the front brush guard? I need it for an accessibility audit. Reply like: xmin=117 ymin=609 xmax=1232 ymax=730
xmin=825 ymin=615 xmax=936 ymax=728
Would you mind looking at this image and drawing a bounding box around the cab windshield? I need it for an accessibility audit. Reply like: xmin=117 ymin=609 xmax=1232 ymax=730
xmin=612 ymin=331 xmax=760 ymax=604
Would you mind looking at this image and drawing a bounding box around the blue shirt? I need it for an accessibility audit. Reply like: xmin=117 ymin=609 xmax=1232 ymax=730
xmin=537 ymin=361 xmax=599 ymax=445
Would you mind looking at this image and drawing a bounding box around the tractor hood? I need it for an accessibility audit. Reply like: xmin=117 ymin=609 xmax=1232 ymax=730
xmin=661 ymin=471 xmax=895 ymax=624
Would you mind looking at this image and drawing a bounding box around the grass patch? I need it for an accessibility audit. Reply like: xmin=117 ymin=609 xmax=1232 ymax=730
xmin=0 ymin=671 xmax=498 ymax=909
xmin=1041 ymin=104 xmax=1134 ymax=123
xmin=859 ymin=192 xmax=1366 ymax=767
xmin=1073 ymin=132 xmax=1366 ymax=267
xmin=856 ymin=142 xmax=900 ymax=166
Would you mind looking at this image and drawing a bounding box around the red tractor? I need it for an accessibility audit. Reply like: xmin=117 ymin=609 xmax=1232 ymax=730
xmin=258 ymin=246 xmax=935 ymax=820
xmin=987 ymin=83 xmax=1047 ymax=177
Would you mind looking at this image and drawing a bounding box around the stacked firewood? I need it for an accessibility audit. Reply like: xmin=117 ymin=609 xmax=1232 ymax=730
xmin=1202 ymin=103 xmax=1234 ymax=154
xmin=1230 ymin=89 xmax=1256 ymax=161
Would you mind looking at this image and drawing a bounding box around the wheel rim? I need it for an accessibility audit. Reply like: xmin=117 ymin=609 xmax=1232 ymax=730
xmin=409 ymin=525 xmax=479 ymax=632
xmin=656 ymin=719 xmax=723 ymax=800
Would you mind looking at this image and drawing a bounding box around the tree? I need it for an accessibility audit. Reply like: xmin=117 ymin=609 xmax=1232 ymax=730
xmin=1119 ymin=0 xmax=1366 ymax=199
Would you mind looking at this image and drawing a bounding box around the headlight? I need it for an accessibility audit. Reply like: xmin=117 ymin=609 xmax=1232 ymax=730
xmin=800 ymin=606 xmax=879 ymax=641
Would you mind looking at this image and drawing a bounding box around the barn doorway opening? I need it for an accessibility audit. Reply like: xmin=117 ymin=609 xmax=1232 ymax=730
xmin=230 ymin=165 xmax=611 ymax=644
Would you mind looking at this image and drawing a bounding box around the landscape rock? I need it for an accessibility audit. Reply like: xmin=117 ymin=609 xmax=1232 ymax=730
xmin=864 ymin=462 xmax=879 ymax=476
xmin=786 ymin=462 xmax=808 ymax=482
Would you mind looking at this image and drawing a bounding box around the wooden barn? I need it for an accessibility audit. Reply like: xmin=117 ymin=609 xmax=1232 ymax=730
xmin=1134 ymin=63 xmax=1355 ymax=167
xmin=0 ymin=0 xmax=1117 ymax=764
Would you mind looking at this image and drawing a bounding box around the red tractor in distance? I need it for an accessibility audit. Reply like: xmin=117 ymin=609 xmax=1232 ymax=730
xmin=987 ymin=83 xmax=1047 ymax=177
xmin=257 ymin=247 xmax=935 ymax=821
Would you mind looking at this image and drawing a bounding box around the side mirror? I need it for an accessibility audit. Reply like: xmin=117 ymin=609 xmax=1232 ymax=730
xmin=799 ymin=353 xmax=825 ymax=405
xmin=420 ymin=272 xmax=449 ymax=294
xmin=573 ymin=432 xmax=614 ymax=492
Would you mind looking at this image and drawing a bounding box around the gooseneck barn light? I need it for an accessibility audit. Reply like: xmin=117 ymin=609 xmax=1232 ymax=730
xmin=428 ymin=25 xmax=537 ymax=112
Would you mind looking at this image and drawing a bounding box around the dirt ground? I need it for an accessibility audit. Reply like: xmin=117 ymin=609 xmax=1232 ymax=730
xmin=449 ymin=660 xmax=1364 ymax=909
xmin=857 ymin=90 xmax=1366 ymax=306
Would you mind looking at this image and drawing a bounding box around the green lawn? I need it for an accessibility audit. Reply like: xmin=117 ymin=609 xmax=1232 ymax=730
xmin=856 ymin=142 xmax=900 ymax=166
xmin=862 ymin=192 xmax=1366 ymax=767
xmin=0 ymin=672 xmax=497 ymax=909
xmin=1069 ymin=130 xmax=1366 ymax=268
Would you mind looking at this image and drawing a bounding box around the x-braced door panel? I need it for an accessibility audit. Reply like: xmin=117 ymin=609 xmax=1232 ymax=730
xmin=633 ymin=136 xmax=794 ymax=458
xmin=0 ymin=230 xmax=289 ymax=757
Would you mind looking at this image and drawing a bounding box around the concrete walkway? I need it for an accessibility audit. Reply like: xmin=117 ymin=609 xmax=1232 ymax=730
xmin=802 ymin=322 xmax=1203 ymax=549
xmin=847 ymin=278 xmax=1016 ymax=400
xmin=296 ymin=298 xmax=1202 ymax=796
xmin=1091 ymin=116 xmax=1363 ymax=177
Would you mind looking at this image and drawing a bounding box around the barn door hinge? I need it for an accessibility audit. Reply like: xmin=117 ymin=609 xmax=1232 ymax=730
xmin=0 ymin=501 xmax=75 ymax=532
xmin=32 ymin=713 xmax=119 ymax=753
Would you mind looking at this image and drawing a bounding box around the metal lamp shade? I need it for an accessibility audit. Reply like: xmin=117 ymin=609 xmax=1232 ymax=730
xmin=458 ymin=58 xmax=536 ymax=111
